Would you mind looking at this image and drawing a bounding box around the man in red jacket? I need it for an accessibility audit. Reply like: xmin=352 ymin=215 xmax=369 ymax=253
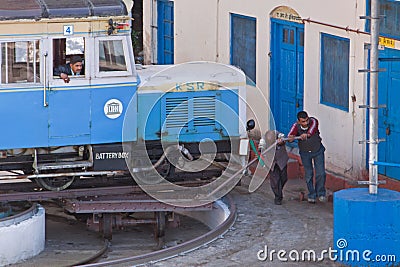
xmin=288 ymin=111 xmax=327 ymax=204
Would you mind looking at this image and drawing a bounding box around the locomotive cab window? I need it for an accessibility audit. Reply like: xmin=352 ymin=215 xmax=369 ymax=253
xmin=53 ymin=37 xmax=85 ymax=79
xmin=0 ymin=40 xmax=40 ymax=84
xmin=95 ymin=36 xmax=132 ymax=77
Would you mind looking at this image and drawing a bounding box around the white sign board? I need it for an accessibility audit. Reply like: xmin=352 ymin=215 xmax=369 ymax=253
xmin=63 ymin=25 xmax=74 ymax=36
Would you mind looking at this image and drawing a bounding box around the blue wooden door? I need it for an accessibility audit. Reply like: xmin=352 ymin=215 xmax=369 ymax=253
xmin=157 ymin=0 xmax=174 ymax=64
xmin=378 ymin=48 xmax=400 ymax=180
xmin=270 ymin=19 xmax=304 ymax=136
xmin=230 ymin=14 xmax=256 ymax=84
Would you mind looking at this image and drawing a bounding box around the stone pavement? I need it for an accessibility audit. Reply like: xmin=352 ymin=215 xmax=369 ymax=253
xmin=150 ymin=173 xmax=341 ymax=267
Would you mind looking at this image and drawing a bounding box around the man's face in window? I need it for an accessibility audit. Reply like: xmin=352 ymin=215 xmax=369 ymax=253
xmin=70 ymin=62 xmax=83 ymax=75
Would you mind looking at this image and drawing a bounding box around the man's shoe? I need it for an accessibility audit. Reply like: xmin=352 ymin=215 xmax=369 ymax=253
xmin=318 ymin=196 xmax=327 ymax=203
xmin=274 ymin=198 xmax=282 ymax=205
xmin=308 ymin=198 xmax=316 ymax=204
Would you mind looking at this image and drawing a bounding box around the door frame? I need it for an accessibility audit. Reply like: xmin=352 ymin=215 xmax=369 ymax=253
xmin=48 ymin=36 xmax=91 ymax=146
xmin=376 ymin=47 xmax=400 ymax=180
xmin=270 ymin=18 xmax=304 ymax=135
xmin=157 ymin=0 xmax=174 ymax=64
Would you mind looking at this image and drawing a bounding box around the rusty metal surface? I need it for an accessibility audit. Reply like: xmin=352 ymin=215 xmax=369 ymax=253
xmin=0 ymin=180 xmax=212 ymax=202
xmin=62 ymin=196 xmax=213 ymax=213
xmin=0 ymin=185 xmax=142 ymax=202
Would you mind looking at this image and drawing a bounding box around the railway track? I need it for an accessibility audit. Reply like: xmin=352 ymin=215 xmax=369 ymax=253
xmin=75 ymin=196 xmax=236 ymax=267
xmin=0 ymin=177 xmax=218 ymax=202
xmin=0 ymin=164 xmax=240 ymax=266
xmin=2 ymin=189 xmax=236 ymax=267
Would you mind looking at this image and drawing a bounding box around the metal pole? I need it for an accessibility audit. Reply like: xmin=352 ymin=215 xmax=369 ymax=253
xmin=369 ymin=0 xmax=380 ymax=194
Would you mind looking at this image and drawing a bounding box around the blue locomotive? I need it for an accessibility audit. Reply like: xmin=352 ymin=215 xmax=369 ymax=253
xmin=0 ymin=0 xmax=247 ymax=191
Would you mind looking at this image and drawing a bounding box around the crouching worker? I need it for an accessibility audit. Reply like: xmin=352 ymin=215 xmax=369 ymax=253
xmin=260 ymin=130 xmax=289 ymax=205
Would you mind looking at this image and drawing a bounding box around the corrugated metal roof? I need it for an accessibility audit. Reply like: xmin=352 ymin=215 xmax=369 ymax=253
xmin=90 ymin=0 xmax=128 ymax=16
xmin=0 ymin=0 xmax=43 ymax=20
xmin=0 ymin=0 xmax=127 ymax=21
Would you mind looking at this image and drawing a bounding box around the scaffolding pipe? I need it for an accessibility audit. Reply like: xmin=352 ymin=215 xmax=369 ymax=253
xmin=369 ymin=0 xmax=380 ymax=194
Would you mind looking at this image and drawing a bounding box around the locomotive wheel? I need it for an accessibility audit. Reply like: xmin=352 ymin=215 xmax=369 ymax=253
xmin=35 ymin=176 xmax=75 ymax=191
xmin=154 ymin=211 xmax=166 ymax=238
xmin=101 ymin=213 xmax=113 ymax=240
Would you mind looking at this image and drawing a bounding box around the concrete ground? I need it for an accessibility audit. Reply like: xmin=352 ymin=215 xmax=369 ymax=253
xmin=151 ymin=173 xmax=340 ymax=267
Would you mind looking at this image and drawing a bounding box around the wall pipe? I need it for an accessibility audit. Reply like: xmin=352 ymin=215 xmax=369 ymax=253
xmin=302 ymin=18 xmax=369 ymax=35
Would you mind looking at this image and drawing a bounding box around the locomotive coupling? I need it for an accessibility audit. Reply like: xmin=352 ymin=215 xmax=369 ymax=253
xmin=178 ymin=145 xmax=194 ymax=161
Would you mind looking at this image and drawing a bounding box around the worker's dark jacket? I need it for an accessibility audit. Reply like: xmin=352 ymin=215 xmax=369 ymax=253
xmin=54 ymin=64 xmax=84 ymax=76
xmin=288 ymin=117 xmax=322 ymax=153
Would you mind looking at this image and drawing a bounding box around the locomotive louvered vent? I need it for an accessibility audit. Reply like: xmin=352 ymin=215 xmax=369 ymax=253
xmin=165 ymin=97 xmax=189 ymax=128
xmin=193 ymin=96 xmax=216 ymax=127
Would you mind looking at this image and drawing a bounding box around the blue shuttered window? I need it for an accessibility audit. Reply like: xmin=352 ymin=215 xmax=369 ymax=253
xmin=320 ymin=33 xmax=350 ymax=111
xmin=366 ymin=0 xmax=400 ymax=39
xmin=230 ymin=14 xmax=256 ymax=84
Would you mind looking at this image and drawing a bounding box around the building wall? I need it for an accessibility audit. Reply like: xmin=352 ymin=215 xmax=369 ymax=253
xmin=142 ymin=0 xmax=376 ymax=180
xmin=175 ymin=0 xmax=219 ymax=62
xmin=304 ymin=20 xmax=369 ymax=177
xmin=142 ymin=0 xmax=154 ymax=64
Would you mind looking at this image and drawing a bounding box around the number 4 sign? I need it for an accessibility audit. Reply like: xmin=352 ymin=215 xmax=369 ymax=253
xmin=64 ymin=25 xmax=74 ymax=36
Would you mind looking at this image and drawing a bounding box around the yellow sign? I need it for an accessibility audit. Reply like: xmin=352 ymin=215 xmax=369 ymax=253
xmin=379 ymin=37 xmax=395 ymax=48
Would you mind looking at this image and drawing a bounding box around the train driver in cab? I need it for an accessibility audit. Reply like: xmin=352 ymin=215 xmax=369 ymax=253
xmin=54 ymin=55 xmax=84 ymax=83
